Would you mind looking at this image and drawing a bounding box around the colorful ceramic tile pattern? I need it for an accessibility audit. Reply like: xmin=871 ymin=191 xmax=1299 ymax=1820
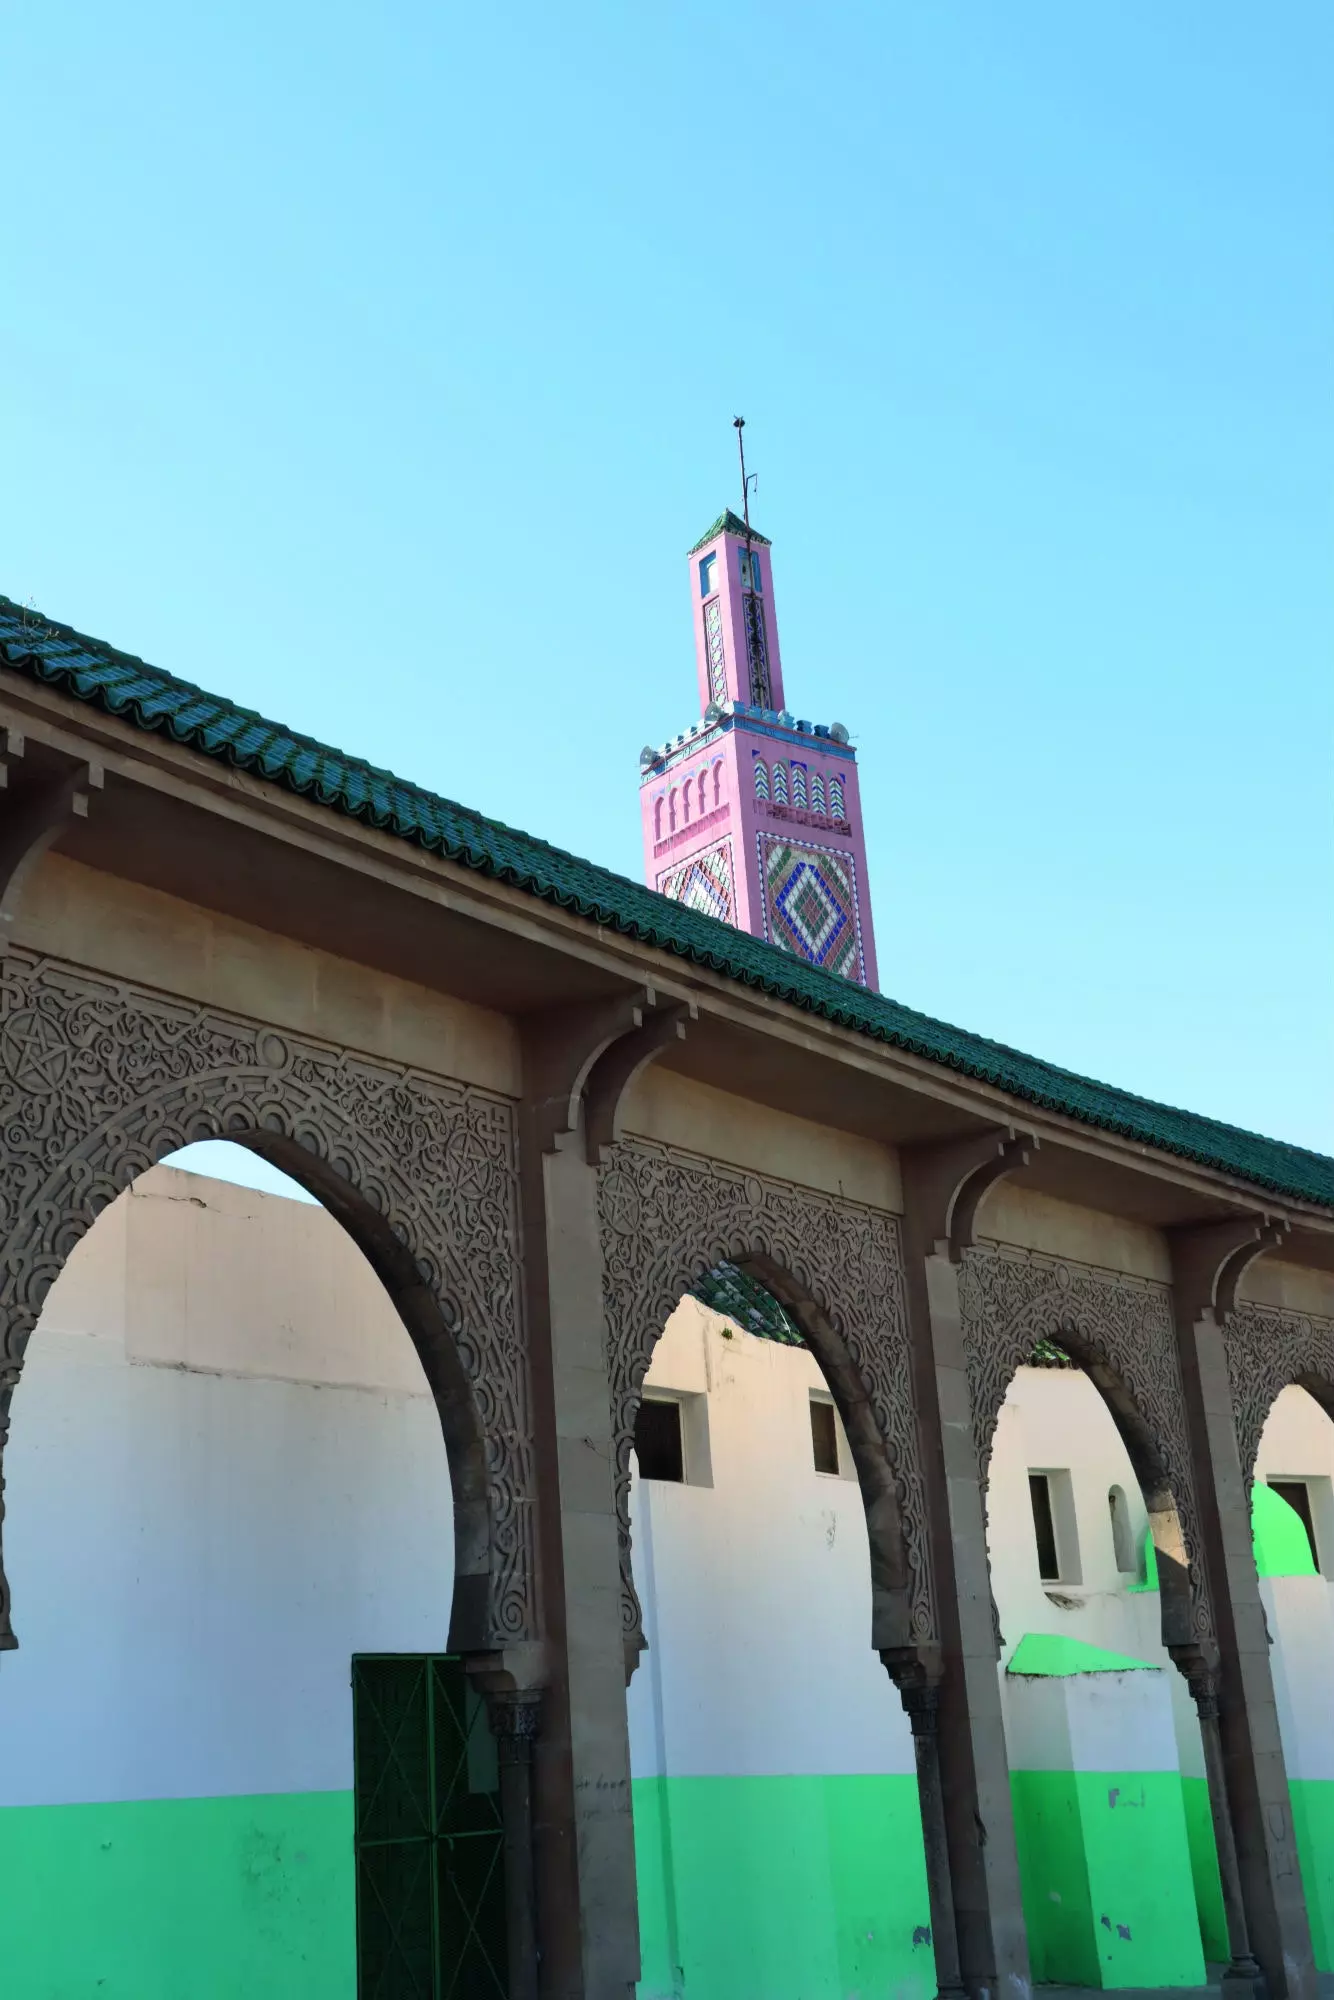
xmin=659 ymin=840 xmax=735 ymax=925
xmin=703 ymin=597 xmax=726 ymax=708
xmin=761 ymin=835 xmax=862 ymax=983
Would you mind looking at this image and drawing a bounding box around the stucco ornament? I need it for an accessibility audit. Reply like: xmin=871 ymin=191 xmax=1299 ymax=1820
xmin=1225 ymin=1303 xmax=1334 ymax=1487
xmin=0 ymin=947 xmax=531 ymax=1649
xmin=597 ymin=1136 xmax=933 ymax=1663
xmin=958 ymin=1243 xmax=1214 ymax=1647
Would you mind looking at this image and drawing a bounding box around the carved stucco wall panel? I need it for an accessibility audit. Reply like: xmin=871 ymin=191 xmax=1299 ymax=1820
xmin=959 ymin=1243 xmax=1214 ymax=1648
xmin=596 ymin=1136 xmax=933 ymax=1658
xmin=0 ymin=946 xmax=532 ymax=1647
xmin=1226 ymin=1304 xmax=1334 ymax=1487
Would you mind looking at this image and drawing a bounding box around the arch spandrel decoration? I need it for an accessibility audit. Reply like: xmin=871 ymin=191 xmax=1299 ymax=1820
xmin=958 ymin=1243 xmax=1214 ymax=1651
xmin=1225 ymin=1303 xmax=1334 ymax=1489
xmin=0 ymin=946 xmax=533 ymax=1651
xmin=597 ymin=1136 xmax=933 ymax=1665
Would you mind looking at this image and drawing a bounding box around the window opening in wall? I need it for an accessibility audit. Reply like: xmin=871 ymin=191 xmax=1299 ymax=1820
xmin=1270 ymin=1480 xmax=1320 ymax=1569
xmin=1108 ymin=1484 xmax=1136 ymax=1572
xmin=739 ymin=548 xmax=762 ymax=591
xmin=699 ymin=554 xmax=717 ymax=597
xmin=635 ymin=1397 xmax=685 ymax=1484
xmin=1030 ymin=1473 xmax=1060 ymax=1581
xmin=810 ymin=1397 xmax=840 ymax=1476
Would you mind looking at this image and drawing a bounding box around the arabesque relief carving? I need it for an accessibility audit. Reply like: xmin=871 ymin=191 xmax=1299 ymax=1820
xmin=959 ymin=1243 xmax=1214 ymax=1647
xmin=1226 ymin=1303 xmax=1334 ymax=1487
xmin=0 ymin=947 xmax=531 ymax=1647
xmin=597 ymin=1136 xmax=933 ymax=1660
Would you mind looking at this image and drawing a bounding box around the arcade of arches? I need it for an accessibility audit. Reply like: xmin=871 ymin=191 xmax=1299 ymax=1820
xmin=1 ymin=610 xmax=1334 ymax=2000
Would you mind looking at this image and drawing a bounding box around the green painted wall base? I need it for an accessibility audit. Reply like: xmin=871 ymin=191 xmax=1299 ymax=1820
xmin=1010 ymin=1770 xmax=1205 ymax=1989
xmin=1180 ymin=1775 xmax=1228 ymax=1964
xmin=0 ymin=1790 xmax=354 ymax=1998
xmin=632 ymin=1773 xmax=935 ymax=2000
xmin=1291 ymin=1780 xmax=1334 ymax=1973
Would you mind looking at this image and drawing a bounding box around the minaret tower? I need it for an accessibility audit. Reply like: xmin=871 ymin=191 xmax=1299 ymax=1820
xmin=639 ymin=426 xmax=879 ymax=988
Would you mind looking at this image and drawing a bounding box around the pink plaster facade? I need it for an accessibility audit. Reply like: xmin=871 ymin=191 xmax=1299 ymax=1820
xmin=639 ymin=517 xmax=879 ymax=990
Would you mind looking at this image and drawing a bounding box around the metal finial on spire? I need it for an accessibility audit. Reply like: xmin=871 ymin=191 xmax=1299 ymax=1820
xmin=732 ymin=416 xmax=755 ymax=540
xmin=732 ymin=417 xmax=770 ymax=707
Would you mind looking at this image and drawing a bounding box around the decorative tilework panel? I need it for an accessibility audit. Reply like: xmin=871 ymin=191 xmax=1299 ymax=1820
xmin=760 ymin=834 xmax=863 ymax=983
xmin=659 ymin=838 xmax=735 ymax=925
xmin=703 ymin=597 xmax=726 ymax=707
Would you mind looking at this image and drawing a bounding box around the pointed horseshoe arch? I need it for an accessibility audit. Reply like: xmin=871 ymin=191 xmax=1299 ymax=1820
xmin=1226 ymin=1302 xmax=1334 ymax=1489
xmin=0 ymin=948 xmax=533 ymax=1653
xmin=959 ymin=1243 xmax=1213 ymax=1656
xmin=596 ymin=1137 xmax=935 ymax=1676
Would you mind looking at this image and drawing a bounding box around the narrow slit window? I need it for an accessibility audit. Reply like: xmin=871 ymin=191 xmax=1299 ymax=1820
xmin=635 ymin=1398 xmax=685 ymax=1484
xmin=1030 ymin=1473 xmax=1060 ymax=1581
xmin=810 ymin=1398 xmax=839 ymax=1476
xmin=1109 ymin=1485 xmax=1135 ymax=1572
xmin=1270 ymin=1481 xmax=1320 ymax=1569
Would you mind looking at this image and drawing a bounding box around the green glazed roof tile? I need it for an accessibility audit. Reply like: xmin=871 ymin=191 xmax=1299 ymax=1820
xmin=3 ymin=592 xmax=1332 ymax=1214
xmin=1007 ymin=1633 xmax=1158 ymax=1676
xmin=688 ymin=509 xmax=772 ymax=555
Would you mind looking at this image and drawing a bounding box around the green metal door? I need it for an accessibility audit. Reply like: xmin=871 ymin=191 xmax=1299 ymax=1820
xmin=352 ymin=1654 xmax=508 ymax=1999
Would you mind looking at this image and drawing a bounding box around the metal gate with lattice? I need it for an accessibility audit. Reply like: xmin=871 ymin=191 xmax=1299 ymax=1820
xmin=352 ymin=1654 xmax=508 ymax=1999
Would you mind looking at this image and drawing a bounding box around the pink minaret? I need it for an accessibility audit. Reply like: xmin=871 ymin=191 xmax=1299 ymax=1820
xmin=639 ymin=487 xmax=879 ymax=990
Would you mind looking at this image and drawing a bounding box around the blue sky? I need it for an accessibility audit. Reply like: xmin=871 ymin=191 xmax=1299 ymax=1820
xmin=5 ymin=1 xmax=1331 ymax=1170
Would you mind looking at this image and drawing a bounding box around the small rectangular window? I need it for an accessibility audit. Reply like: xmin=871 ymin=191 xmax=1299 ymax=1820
xmin=698 ymin=554 xmax=717 ymax=598
xmin=739 ymin=548 xmax=762 ymax=591
xmin=1270 ymin=1480 xmax=1320 ymax=1569
xmin=810 ymin=1398 xmax=840 ymax=1476
xmin=635 ymin=1398 xmax=685 ymax=1483
xmin=1030 ymin=1474 xmax=1060 ymax=1581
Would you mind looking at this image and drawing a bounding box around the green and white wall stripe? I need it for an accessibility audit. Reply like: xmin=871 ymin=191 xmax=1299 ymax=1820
xmin=626 ymin=1305 xmax=935 ymax=2000
xmin=1253 ymin=1477 xmax=1334 ymax=1970
xmin=0 ymin=1169 xmax=454 ymax=1999
xmin=1004 ymin=1635 xmax=1207 ymax=1990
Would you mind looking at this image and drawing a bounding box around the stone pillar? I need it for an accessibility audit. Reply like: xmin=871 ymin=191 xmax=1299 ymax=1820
xmin=1172 ymin=1223 xmax=1317 ymax=2000
xmin=520 ymin=995 xmax=683 ymax=2000
xmin=1180 ymin=1661 xmax=1266 ymax=2000
xmin=487 ymin=1690 xmax=543 ymax=2000
xmin=887 ymin=1654 xmax=968 ymax=2000
xmin=901 ymin=1133 xmax=1035 ymax=2000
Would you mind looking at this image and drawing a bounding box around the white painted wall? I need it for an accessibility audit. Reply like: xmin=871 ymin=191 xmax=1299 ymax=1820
xmin=0 ymin=1165 xmax=454 ymax=1809
xmin=1256 ymin=1386 xmax=1334 ymax=1784
xmin=626 ymin=1299 xmax=916 ymax=1782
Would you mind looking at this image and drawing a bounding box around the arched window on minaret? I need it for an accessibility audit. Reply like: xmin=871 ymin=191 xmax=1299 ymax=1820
xmin=774 ymin=762 xmax=789 ymax=806
xmin=696 ymin=771 xmax=709 ymax=820
xmin=669 ymin=788 xmax=679 ymax=833
xmin=811 ymin=772 xmax=826 ymax=816
xmin=830 ymin=774 xmax=845 ymax=819
xmin=791 ymin=764 xmax=808 ymax=810
xmin=654 ymin=796 xmax=666 ymax=842
xmin=681 ymin=780 xmax=692 ymax=824
xmin=711 ymin=759 xmax=724 ymax=808
xmin=753 ymin=758 xmax=769 ymax=801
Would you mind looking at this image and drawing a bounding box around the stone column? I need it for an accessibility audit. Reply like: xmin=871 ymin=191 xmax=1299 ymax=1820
xmin=1172 ymin=1223 xmax=1316 ymax=2000
xmin=519 ymin=994 xmax=685 ymax=2000
xmin=901 ymin=1133 xmax=1035 ymax=2000
xmin=886 ymin=1653 xmax=969 ymax=2000
xmin=487 ymin=1690 xmax=544 ymax=2000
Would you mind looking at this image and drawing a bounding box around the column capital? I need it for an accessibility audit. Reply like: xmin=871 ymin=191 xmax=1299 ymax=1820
xmin=518 ymin=987 xmax=694 ymax=1161
xmin=900 ymin=1125 xmax=1039 ymax=1263
xmin=1170 ymin=1215 xmax=1289 ymax=1327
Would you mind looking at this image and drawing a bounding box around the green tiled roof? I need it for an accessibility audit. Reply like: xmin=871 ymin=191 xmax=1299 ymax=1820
xmin=3 ymin=592 xmax=1332 ymax=1214
xmin=692 ymin=1262 xmax=804 ymax=1344
xmin=688 ymin=509 xmax=772 ymax=555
